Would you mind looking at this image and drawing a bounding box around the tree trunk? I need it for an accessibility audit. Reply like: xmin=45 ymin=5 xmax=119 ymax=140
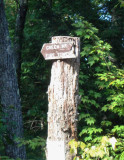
xmin=0 ymin=0 xmax=26 ymax=159
xmin=46 ymin=36 xmax=80 ymax=160
xmin=14 ymin=0 xmax=28 ymax=86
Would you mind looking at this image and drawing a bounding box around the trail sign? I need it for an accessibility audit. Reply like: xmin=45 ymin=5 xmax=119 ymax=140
xmin=41 ymin=43 xmax=76 ymax=60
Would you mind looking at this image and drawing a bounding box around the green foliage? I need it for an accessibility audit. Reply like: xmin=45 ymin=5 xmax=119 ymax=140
xmin=120 ymin=152 xmax=124 ymax=160
xmin=0 ymin=156 xmax=14 ymax=160
xmin=69 ymin=137 xmax=117 ymax=160
xmin=118 ymin=0 xmax=124 ymax=7
xmin=16 ymin=137 xmax=46 ymax=160
xmin=16 ymin=136 xmax=46 ymax=150
xmin=71 ymin=17 xmax=124 ymax=159
xmin=0 ymin=157 xmax=21 ymax=160
xmin=1 ymin=0 xmax=124 ymax=159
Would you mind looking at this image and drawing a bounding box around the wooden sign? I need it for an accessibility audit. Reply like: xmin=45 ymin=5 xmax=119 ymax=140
xmin=41 ymin=43 xmax=76 ymax=60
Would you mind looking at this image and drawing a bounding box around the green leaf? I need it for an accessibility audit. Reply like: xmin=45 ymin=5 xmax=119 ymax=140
xmin=119 ymin=151 xmax=124 ymax=160
xmin=84 ymin=35 xmax=90 ymax=39
xmin=85 ymin=117 xmax=96 ymax=125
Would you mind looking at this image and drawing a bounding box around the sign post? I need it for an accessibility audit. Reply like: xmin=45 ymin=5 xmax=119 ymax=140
xmin=41 ymin=36 xmax=80 ymax=160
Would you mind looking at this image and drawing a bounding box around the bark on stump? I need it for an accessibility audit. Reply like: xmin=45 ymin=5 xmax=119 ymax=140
xmin=46 ymin=36 xmax=80 ymax=160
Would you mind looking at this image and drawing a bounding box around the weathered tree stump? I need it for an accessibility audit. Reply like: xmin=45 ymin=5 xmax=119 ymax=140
xmin=46 ymin=36 xmax=80 ymax=160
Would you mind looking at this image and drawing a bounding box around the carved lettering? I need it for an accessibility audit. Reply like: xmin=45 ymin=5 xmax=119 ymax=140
xmin=41 ymin=42 xmax=76 ymax=60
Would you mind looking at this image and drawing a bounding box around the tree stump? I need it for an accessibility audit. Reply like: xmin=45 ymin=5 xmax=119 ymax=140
xmin=46 ymin=36 xmax=80 ymax=160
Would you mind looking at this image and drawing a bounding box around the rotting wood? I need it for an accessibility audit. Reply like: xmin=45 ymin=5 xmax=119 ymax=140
xmin=46 ymin=36 xmax=80 ymax=160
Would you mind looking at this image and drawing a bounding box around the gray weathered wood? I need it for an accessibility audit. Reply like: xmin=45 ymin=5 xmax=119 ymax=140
xmin=46 ymin=36 xmax=80 ymax=160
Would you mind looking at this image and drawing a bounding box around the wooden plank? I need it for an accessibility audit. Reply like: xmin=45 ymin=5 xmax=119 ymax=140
xmin=41 ymin=42 xmax=76 ymax=60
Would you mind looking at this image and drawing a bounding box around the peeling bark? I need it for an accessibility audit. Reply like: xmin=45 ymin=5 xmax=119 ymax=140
xmin=46 ymin=36 xmax=80 ymax=160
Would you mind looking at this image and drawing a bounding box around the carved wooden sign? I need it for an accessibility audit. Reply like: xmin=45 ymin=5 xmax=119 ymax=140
xmin=41 ymin=43 xmax=76 ymax=60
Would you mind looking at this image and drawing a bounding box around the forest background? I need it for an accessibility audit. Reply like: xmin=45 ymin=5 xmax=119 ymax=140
xmin=0 ymin=0 xmax=124 ymax=159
